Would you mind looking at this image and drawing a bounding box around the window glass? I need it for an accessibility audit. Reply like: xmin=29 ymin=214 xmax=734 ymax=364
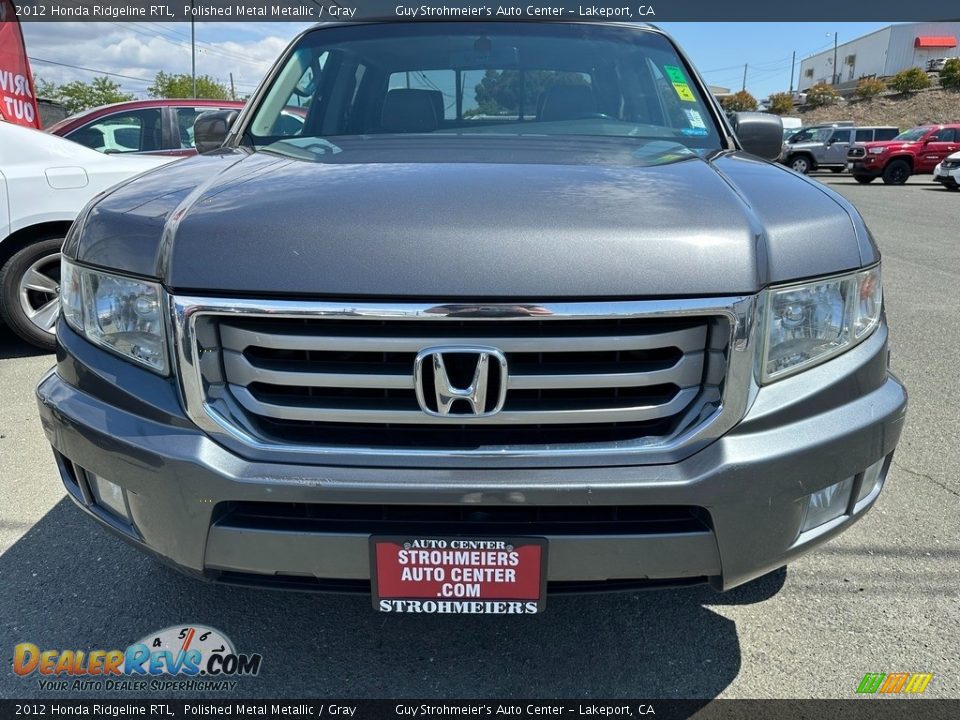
xmin=874 ymin=128 xmax=898 ymax=141
xmin=174 ymin=107 xmax=236 ymax=149
xmin=854 ymin=129 xmax=872 ymax=142
xmin=68 ymin=109 xmax=162 ymax=153
xmin=247 ymin=23 xmax=724 ymax=160
xmin=829 ymin=129 xmax=851 ymax=143
xmin=930 ymin=128 xmax=956 ymax=142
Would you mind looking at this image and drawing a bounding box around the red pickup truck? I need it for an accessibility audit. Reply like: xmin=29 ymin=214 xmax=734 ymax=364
xmin=847 ymin=124 xmax=960 ymax=184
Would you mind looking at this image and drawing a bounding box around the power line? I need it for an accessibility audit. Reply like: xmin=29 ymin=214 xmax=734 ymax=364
xmin=28 ymin=57 xmax=152 ymax=84
xmin=119 ymin=21 xmax=268 ymax=69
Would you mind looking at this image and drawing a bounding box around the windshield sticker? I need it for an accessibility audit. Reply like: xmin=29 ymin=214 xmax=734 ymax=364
xmin=664 ymin=64 xmax=697 ymax=102
xmin=683 ymin=109 xmax=707 ymax=130
xmin=681 ymin=128 xmax=710 ymax=137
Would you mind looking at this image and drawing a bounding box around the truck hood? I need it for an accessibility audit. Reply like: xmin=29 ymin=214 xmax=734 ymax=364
xmin=858 ymin=140 xmax=920 ymax=152
xmin=69 ymin=145 xmax=875 ymax=298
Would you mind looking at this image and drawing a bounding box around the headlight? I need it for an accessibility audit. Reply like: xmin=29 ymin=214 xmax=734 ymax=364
xmin=761 ymin=265 xmax=881 ymax=383
xmin=60 ymin=257 xmax=169 ymax=375
xmin=868 ymin=147 xmax=887 ymax=155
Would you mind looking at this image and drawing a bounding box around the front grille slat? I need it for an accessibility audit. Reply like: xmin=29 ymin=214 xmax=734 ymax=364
xmin=219 ymin=323 xmax=708 ymax=354
xmin=223 ymin=349 xmax=414 ymax=389
xmin=229 ymin=384 xmax=701 ymax=425
xmin=508 ymin=352 xmax=703 ymax=390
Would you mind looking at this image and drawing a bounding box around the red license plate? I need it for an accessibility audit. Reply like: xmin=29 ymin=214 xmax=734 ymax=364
xmin=371 ymin=536 xmax=548 ymax=614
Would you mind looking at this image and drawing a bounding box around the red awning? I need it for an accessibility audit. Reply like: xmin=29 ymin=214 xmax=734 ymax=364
xmin=915 ymin=36 xmax=958 ymax=48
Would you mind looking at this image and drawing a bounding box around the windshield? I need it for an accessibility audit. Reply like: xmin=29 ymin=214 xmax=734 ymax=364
xmin=246 ymin=23 xmax=723 ymax=163
xmin=893 ymin=127 xmax=931 ymax=142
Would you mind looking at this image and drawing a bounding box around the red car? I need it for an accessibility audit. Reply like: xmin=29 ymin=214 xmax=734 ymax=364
xmin=45 ymin=99 xmax=246 ymax=157
xmin=847 ymin=124 xmax=960 ymax=185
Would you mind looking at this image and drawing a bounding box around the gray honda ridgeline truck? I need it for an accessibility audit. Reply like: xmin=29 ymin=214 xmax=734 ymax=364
xmin=38 ymin=21 xmax=906 ymax=613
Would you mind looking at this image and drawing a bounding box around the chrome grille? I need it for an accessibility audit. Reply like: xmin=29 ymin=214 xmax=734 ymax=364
xmin=216 ymin=316 xmax=718 ymax=427
xmin=172 ymin=297 xmax=756 ymax=468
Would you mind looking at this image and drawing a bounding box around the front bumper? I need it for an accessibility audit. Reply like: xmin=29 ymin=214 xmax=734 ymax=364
xmin=847 ymin=158 xmax=883 ymax=177
xmin=37 ymin=320 xmax=906 ymax=593
xmin=933 ymin=164 xmax=960 ymax=187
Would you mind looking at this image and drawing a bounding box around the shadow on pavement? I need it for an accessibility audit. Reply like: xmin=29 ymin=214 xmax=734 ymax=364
xmin=0 ymin=499 xmax=787 ymax=700
xmin=0 ymin=329 xmax=52 ymax=361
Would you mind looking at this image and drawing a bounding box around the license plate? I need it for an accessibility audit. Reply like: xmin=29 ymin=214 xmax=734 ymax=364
xmin=371 ymin=536 xmax=548 ymax=614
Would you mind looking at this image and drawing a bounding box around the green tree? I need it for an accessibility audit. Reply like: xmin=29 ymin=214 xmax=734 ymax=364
xmin=719 ymin=90 xmax=757 ymax=112
xmin=34 ymin=76 xmax=134 ymax=114
xmin=148 ymin=71 xmax=230 ymax=100
xmin=855 ymin=77 xmax=887 ymax=100
xmin=939 ymin=58 xmax=960 ymax=90
xmin=767 ymin=92 xmax=794 ymax=115
xmin=805 ymin=82 xmax=839 ymax=108
xmin=468 ymin=69 xmax=586 ymax=117
xmin=889 ymin=67 xmax=932 ymax=94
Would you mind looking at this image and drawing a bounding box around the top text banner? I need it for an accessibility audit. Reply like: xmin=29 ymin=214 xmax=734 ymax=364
xmin=10 ymin=0 xmax=960 ymax=22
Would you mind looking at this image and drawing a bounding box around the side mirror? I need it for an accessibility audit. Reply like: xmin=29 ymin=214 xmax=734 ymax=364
xmin=730 ymin=112 xmax=783 ymax=161
xmin=194 ymin=110 xmax=239 ymax=154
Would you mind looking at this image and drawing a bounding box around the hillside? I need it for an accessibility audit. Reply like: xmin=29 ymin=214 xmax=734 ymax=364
xmin=796 ymin=88 xmax=960 ymax=129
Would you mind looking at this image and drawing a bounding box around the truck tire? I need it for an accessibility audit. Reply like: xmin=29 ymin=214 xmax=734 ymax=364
xmin=853 ymin=175 xmax=875 ymax=184
xmin=788 ymin=155 xmax=812 ymax=174
xmin=882 ymin=159 xmax=911 ymax=185
xmin=0 ymin=237 xmax=64 ymax=351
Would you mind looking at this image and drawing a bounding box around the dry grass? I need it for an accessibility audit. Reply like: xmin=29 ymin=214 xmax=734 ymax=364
xmin=797 ymin=88 xmax=960 ymax=129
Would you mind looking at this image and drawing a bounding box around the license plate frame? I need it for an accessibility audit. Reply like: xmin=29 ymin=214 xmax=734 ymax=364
xmin=370 ymin=535 xmax=548 ymax=614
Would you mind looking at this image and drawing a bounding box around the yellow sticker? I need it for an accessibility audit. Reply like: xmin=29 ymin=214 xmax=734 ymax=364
xmin=673 ymin=82 xmax=696 ymax=102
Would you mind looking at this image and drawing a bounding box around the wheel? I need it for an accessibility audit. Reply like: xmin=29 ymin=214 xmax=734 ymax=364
xmin=853 ymin=175 xmax=875 ymax=184
xmin=788 ymin=155 xmax=811 ymax=174
xmin=830 ymin=167 xmax=844 ymax=173
xmin=882 ymin=159 xmax=911 ymax=185
xmin=0 ymin=237 xmax=64 ymax=350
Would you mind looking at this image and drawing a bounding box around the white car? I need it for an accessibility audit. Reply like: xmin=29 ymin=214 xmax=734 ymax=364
xmin=0 ymin=121 xmax=176 ymax=349
xmin=933 ymin=150 xmax=960 ymax=191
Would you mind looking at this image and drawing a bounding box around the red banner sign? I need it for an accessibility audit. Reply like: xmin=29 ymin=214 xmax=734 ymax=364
xmin=0 ymin=0 xmax=41 ymax=128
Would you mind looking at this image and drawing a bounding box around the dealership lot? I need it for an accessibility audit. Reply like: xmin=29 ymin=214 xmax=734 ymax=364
xmin=0 ymin=174 xmax=957 ymax=700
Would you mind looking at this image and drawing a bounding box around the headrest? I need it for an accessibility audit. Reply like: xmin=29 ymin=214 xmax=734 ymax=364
xmin=539 ymin=84 xmax=597 ymax=122
xmin=381 ymin=89 xmax=440 ymax=133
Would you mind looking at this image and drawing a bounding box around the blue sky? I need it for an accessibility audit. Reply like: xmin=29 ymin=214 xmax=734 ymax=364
xmin=23 ymin=22 xmax=895 ymax=101
xmin=660 ymin=23 xmax=892 ymax=97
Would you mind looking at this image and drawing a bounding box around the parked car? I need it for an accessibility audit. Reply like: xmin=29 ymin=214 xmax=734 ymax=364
xmin=0 ymin=121 xmax=176 ymax=348
xmin=926 ymin=57 xmax=959 ymax=73
xmin=45 ymin=99 xmax=245 ymax=157
xmin=780 ymin=125 xmax=898 ymax=174
xmin=38 ymin=21 xmax=906 ymax=610
xmin=847 ymin=124 xmax=960 ymax=184
xmin=933 ymin=150 xmax=960 ymax=190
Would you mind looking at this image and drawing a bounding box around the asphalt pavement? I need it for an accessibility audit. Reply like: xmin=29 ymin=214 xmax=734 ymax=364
xmin=0 ymin=174 xmax=957 ymax=700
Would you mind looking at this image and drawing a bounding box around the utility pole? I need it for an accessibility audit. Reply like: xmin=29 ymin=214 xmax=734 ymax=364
xmin=789 ymin=50 xmax=796 ymax=93
xmin=831 ymin=32 xmax=838 ymax=85
xmin=230 ymin=73 xmax=236 ymax=101
xmin=742 ymin=63 xmax=747 ymax=92
xmin=190 ymin=0 xmax=197 ymax=98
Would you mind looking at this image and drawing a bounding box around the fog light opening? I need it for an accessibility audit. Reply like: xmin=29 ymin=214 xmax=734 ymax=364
xmin=87 ymin=472 xmax=131 ymax=522
xmin=801 ymin=476 xmax=854 ymax=533
xmin=856 ymin=456 xmax=888 ymax=504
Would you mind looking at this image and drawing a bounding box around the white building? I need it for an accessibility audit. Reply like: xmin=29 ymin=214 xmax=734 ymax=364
xmin=798 ymin=22 xmax=960 ymax=90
